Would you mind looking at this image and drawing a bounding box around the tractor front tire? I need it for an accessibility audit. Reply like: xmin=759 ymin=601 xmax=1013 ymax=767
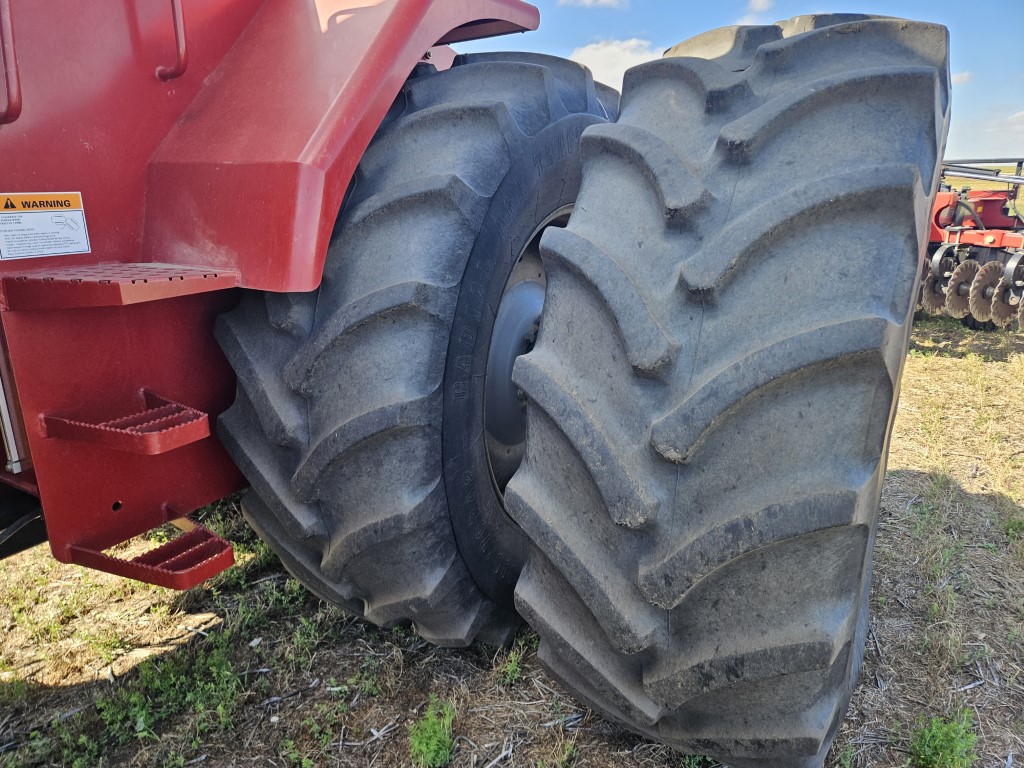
xmin=507 ymin=16 xmax=950 ymax=767
xmin=216 ymin=54 xmax=611 ymax=647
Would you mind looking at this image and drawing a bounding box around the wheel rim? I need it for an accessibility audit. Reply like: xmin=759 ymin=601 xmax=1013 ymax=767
xmin=483 ymin=206 xmax=571 ymax=494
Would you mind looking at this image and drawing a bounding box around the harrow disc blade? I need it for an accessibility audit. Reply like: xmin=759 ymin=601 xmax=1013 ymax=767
xmin=921 ymin=273 xmax=947 ymax=313
xmin=945 ymin=259 xmax=979 ymax=319
xmin=990 ymin=276 xmax=1018 ymax=328
xmin=969 ymin=261 xmax=1002 ymax=322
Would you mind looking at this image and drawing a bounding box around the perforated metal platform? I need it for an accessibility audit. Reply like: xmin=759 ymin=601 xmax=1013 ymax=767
xmin=0 ymin=262 xmax=238 ymax=310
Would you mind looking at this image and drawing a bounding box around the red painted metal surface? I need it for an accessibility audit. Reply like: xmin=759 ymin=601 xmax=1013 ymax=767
xmin=0 ymin=0 xmax=538 ymax=288
xmin=0 ymin=0 xmax=541 ymax=587
xmin=0 ymin=467 xmax=35 ymax=495
xmin=71 ymin=523 xmax=235 ymax=590
xmin=964 ymin=190 xmax=1020 ymax=230
xmin=142 ymin=0 xmax=540 ymax=291
xmin=2 ymin=290 xmax=245 ymax=565
xmin=41 ymin=389 xmax=210 ymax=456
xmin=155 ymin=0 xmax=190 ymax=81
xmin=0 ymin=0 xmax=263 ymax=267
xmin=0 ymin=0 xmax=20 ymax=125
xmin=930 ymin=190 xmax=1024 ymax=249
xmin=0 ymin=263 xmax=239 ymax=311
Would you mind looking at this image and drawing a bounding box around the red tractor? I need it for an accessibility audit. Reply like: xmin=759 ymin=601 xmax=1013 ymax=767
xmin=920 ymin=159 xmax=1024 ymax=328
xmin=0 ymin=4 xmax=951 ymax=766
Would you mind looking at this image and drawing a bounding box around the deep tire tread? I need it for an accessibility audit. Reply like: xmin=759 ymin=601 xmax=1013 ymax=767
xmin=508 ymin=16 xmax=949 ymax=765
xmin=219 ymin=55 xmax=606 ymax=647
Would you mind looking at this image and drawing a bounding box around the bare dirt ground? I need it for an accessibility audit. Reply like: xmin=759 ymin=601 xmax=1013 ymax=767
xmin=1 ymin=315 xmax=1022 ymax=768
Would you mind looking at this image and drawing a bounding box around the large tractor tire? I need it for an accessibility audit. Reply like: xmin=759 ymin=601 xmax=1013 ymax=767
xmin=216 ymin=54 xmax=612 ymax=647
xmin=506 ymin=16 xmax=949 ymax=768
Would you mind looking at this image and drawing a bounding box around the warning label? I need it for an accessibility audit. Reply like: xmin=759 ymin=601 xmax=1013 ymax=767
xmin=0 ymin=192 xmax=91 ymax=260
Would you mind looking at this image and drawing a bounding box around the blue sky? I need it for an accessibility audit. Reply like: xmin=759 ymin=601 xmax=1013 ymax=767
xmin=456 ymin=0 xmax=1024 ymax=158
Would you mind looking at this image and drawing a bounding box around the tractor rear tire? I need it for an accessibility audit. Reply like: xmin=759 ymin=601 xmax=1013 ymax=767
xmin=216 ymin=54 xmax=612 ymax=647
xmin=506 ymin=16 xmax=949 ymax=767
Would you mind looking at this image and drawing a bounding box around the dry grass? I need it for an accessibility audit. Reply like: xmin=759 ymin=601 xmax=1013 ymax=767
xmin=1 ymin=316 xmax=1022 ymax=768
xmin=830 ymin=315 xmax=1024 ymax=768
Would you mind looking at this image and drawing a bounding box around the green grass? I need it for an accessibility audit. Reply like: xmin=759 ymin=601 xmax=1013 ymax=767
xmin=558 ymin=741 xmax=579 ymax=767
xmin=95 ymin=630 xmax=242 ymax=744
xmin=836 ymin=745 xmax=856 ymax=768
xmin=408 ymin=695 xmax=456 ymax=768
xmin=1004 ymin=516 xmax=1024 ymax=540
xmin=498 ymin=640 xmax=527 ymax=686
xmin=909 ymin=709 xmax=977 ymax=768
xmin=1 ymin=630 xmax=246 ymax=768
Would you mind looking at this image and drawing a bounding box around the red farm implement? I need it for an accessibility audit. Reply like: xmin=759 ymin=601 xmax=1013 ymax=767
xmin=0 ymin=5 xmax=952 ymax=766
xmin=919 ymin=158 xmax=1024 ymax=328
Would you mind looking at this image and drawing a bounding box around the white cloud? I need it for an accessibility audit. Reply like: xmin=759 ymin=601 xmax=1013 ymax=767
xmin=569 ymin=38 xmax=660 ymax=90
xmin=951 ymin=71 xmax=973 ymax=85
xmin=558 ymin=0 xmax=627 ymax=7
xmin=946 ymin=107 xmax=1024 ymax=158
xmin=737 ymin=0 xmax=774 ymax=24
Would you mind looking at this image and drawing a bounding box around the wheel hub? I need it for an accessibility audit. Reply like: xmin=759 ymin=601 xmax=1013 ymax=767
xmin=484 ymin=263 xmax=544 ymax=493
xmin=483 ymin=207 xmax=570 ymax=493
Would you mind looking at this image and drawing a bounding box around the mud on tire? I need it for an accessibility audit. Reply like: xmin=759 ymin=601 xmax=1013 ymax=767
xmin=216 ymin=54 xmax=612 ymax=647
xmin=506 ymin=16 xmax=950 ymax=767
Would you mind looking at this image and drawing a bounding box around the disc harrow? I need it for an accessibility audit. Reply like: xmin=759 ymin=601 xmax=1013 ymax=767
xmin=944 ymin=259 xmax=978 ymax=319
xmin=921 ymin=273 xmax=947 ymax=314
xmin=991 ymin=277 xmax=1018 ymax=328
xmin=917 ymin=159 xmax=1024 ymax=331
xmin=969 ymin=261 xmax=1002 ymax=322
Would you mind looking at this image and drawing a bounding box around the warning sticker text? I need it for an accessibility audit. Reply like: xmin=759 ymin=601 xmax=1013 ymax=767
xmin=0 ymin=192 xmax=91 ymax=260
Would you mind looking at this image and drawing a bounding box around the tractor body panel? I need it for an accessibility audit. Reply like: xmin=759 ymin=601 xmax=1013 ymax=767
xmin=0 ymin=0 xmax=263 ymax=267
xmin=0 ymin=0 xmax=539 ymax=585
xmin=143 ymin=0 xmax=540 ymax=291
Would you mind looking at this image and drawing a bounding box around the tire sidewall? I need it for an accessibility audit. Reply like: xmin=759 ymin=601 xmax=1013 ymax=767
xmin=442 ymin=113 xmax=604 ymax=607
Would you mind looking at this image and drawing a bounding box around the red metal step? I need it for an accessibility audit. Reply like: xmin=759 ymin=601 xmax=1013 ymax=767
xmin=69 ymin=523 xmax=234 ymax=589
xmin=41 ymin=389 xmax=209 ymax=455
xmin=0 ymin=262 xmax=238 ymax=310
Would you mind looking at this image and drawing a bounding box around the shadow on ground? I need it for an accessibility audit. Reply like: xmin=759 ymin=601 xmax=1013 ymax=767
xmin=911 ymin=314 xmax=1024 ymax=362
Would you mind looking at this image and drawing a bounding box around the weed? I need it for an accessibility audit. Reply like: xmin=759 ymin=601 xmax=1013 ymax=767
xmin=558 ymin=741 xmax=579 ymax=767
xmin=837 ymin=744 xmax=856 ymax=768
xmin=913 ymin=502 xmax=940 ymax=538
xmin=267 ymin=578 xmax=309 ymax=611
xmin=280 ymin=737 xmax=314 ymax=768
xmin=1004 ymin=517 xmax=1024 ymax=540
xmin=909 ymin=709 xmax=977 ymax=768
xmin=524 ymin=632 xmax=540 ymax=652
xmin=54 ymin=715 xmax=102 ymax=768
xmin=289 ymin=615 xmax=327 ymax=667
xmin=83 ymin=628 xmax=131 ymax=663
xmin=303 ymin=700 xmax=346 ymax=748
xmin=347 ymin=660 xmax=383 ymax=697
xmin=931 ymin=543 xmax=963 ymax=580
xmin=408 ymin=695 xmax=456 ymax=768
xmin=0 ymin=676 xmax=30 ymax=707
xmin=498 ymin=641 xmax=526 ymax=686
xmin=959 ymin=641 xmax=992 ymax=666
xmin=95 ymin=631 xmax=242 ymax=746
xmin=681 ymin=756 xmax=716 ymax=768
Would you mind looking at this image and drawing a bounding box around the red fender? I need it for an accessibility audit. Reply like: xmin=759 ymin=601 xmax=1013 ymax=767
xmin=142 ymin=0 xmax=540 ymax=291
